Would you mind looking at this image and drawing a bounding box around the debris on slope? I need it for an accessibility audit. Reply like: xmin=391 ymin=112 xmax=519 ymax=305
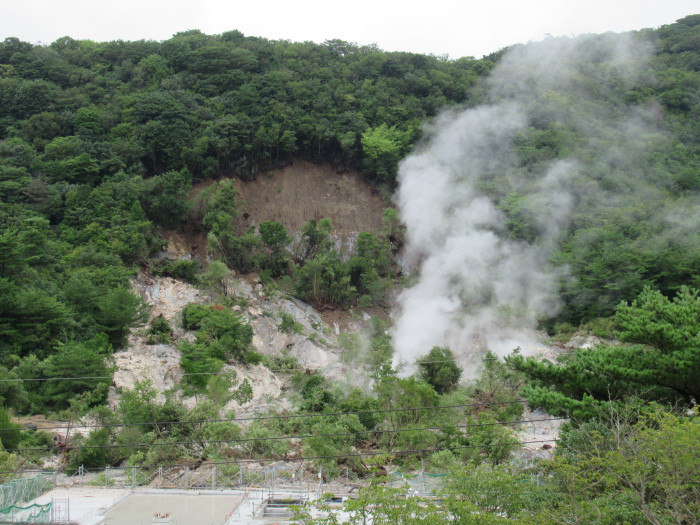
xmin=133 ymin=273 xmax=203 ymax=325
xmin=114 ymin=273 xmax=359 ymax=412
xmin=110 ymin=274 xmax=203 ymax=405
xmin=516 ymin=407 xmax=566 ymax=460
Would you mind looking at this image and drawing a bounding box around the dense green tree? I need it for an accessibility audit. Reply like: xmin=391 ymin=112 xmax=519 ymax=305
xmin=346 ymin=231 xmax=394 ymax=306
xmin=201 ymin=260 xmax=232 ymax=297
xmin=375 ymin=375 xmax=439 ymax=429
xmin=0 ymin=281 xmax=73 ymax=358
xmin=257 ymin=220 xmax=292 ymax=277
xmin=0 ymin=408 xmax=21 ymax=450
xmin=416 ymin=346 xmax=462 ymax=395
xmin=471 ymin=352 xmax=524 ymax=421
xmin=542 ymin=406 xmax=700 ymax=525
xmin=66 ymin=428 xmax=111 ymax=471
xmin=179 ymin=303 xmax=255 ymax=388
xmin=0 ymin=367 xmax=29 ymax=413
xmin=294 ymin=405 xmax=699 ymax=524
xmin=197 ymin=307 xmax=254 ymax=360
xmin=205 ymin=370 xmax=252 ymax=407
xmin=198 ymin=179 xmax=265 ymax=272
xmin=294 ymin=252 xmax=355 ymax=308
xmin=303 ymin=414 xmax=365 ymax=477
xmin=38 ymin=335 xmax=114 ymax=411
xmin=179 ymin=341 xmax=225 ymax=390
xmin=296 ymin=218 xmax=333 ymax=262
xmin=292 ymin=217 xmax=398 ymax=307
xmin=133 ymin=54 xmax=172 ymax=88
xmin=141 ymin=169 xmax=191 ymax=228
xmin=94 ymin=288 xmax=149 ymax=347
xmin=510 ymin=286 xmax=700 ymax=418
xmin=181 ymin=303 xmax=211 ymax=329
xmin=361 ymin=123 xmax=411 ymax=181
xmin=0 ymin=19 xmax=697 ymax=478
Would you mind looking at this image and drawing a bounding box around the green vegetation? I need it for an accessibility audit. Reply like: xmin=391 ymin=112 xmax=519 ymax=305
xmin=293 ymin=220 xmax=396 ymax=308
xmin=294 ymin=406 xmax=699 ymax=524
xmin=278 ymin=312 xmax=303 ymax=335
xmin=509 ymin=286 xmax=700 ymax=419
xmin=179 ymin=303 xmax=257 ymax=390
xmin=0 ymin=17 xmax=696 ymax=332
xmin=416 ymin=346 xmax=462 ymax=394
xmin=146 ymin=315 xmax=172 ymax=344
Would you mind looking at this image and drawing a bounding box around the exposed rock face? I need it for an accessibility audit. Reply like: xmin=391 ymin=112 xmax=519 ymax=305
xmin=111 ymin=342 xmax=184 ymax=405
xmin=249 ymin=311 xmax=337 ymax=369
xmin=236 ymin=280 xmax=339 ymax=369
xmin=109 ymin=275 xmax=202 ymax=406
xmin=133 ymin=274 xmax=203 ymax=325
xmin=114 ymin=273 xmax=356 ymax=413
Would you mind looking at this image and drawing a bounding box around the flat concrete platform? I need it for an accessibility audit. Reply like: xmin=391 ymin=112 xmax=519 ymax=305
xmin=32 ymin=487 xmax=130 ymax=525
xmin=102 ymin=492 xmax=242 ymax=525
xmin=28 ymin=487 xmax=345 ymax=524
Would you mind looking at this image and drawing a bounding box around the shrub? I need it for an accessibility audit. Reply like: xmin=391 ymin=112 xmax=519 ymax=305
xmin=416 ymin=347 xmax=462 ymax=395
xmin=262 ymin=352 xmax=300 ymax=372
xmin=171 ymin=259 xmax=200 ymax=283
xmin=181 ymin=303 xmax=210 ymax=329
xmin=148 ymin=316 xmax=172 ymax=343
xmin=279 ymin=313 xmax=303 ymax=334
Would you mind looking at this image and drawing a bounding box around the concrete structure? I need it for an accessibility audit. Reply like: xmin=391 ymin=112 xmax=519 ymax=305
xmin=29 ymin=487 xmax=352 ymax=524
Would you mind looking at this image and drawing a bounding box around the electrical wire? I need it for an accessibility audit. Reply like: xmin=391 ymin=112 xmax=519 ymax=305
xmin=2 ymin=400 xmax=533 ymax=432
xmin=0 ymin=357 xmax=554 ymax=473
xmin=0 ymin=360 xmax=465 ymax=383
xmin=3 ymin=417 xmax=565 ymax=453
xmin=0 ymin=439 xmax=558 ymax=475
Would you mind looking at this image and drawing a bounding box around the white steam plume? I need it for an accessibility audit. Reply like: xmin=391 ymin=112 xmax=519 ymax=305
xmin=392 ymin=33 xmax=655 ymax=373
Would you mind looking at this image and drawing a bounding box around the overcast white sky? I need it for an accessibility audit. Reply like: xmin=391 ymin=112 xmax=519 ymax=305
xmin=2 ymin=0 xmax=697 ymax=59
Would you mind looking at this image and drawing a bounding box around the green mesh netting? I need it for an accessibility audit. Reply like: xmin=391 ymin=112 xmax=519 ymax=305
xmin=0 ymin=502 xmax=52 ymax=523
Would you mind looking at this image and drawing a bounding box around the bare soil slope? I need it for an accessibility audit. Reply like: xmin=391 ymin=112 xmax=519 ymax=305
xmin=235 ymin=160 xmax=386 ymax=238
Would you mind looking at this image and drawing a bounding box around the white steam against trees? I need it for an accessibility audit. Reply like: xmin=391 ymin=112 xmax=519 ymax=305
xmin=392 ymin=33 xmax=662 ymax=373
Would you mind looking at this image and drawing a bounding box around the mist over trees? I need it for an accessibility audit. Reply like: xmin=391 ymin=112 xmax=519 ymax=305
xmin=392 ymin=19 xmax=700 ymax=364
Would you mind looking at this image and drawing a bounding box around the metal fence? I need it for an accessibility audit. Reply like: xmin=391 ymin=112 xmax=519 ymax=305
xmin=0 ymin=474 xmax=54 ymax=508
xmin=0 ymin=475 xmax=69 ymax=524
xmin=387 ymin=470 xmax=446 ymax=495
xmin=56 ymin=461 xmax=377 ymax=497
xmin=0 ymin=464 xmax=447 ymax=524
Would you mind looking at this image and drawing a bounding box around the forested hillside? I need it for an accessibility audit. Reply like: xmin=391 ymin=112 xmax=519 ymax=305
xmin=0 ymin=15 xmax=698 ymax=524
xmin=0 ymin=28 xmax=491 ymax=411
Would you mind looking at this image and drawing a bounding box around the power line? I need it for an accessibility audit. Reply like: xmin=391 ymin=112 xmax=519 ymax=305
xmin=4 ymin=400 xmax=532 ymax=432
xmin=0 ymin=360 xmax=463 ymax=383
xmin=0 ymin=375 xmax=113 ymax=383
xmin=4 ymin=417 xmax=564 ymax=453
xmin=0 ymin=439 xmax=558 ymax=475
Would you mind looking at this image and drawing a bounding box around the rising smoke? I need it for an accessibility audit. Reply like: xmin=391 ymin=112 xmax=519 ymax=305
xmin=392 ymin=33 xmax=659 ymax=374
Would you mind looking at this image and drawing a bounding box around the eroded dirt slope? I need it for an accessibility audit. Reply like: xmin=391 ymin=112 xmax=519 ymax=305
xmin=184 ymin=160 xmax=389 ymax=260
xmin=235 ymin=160 xmax=387 ymax=246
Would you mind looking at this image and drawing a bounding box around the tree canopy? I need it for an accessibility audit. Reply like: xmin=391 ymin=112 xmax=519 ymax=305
xmin=509 ymin=286 xmax=700 ymax=419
